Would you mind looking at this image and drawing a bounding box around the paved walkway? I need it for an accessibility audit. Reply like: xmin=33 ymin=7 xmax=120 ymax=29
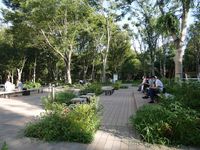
xmin=0 ymin=86 xmax=194 ymax=150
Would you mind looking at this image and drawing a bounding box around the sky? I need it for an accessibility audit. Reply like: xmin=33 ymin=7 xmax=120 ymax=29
xmin=0 ymin=0 xmax=5 ymax=27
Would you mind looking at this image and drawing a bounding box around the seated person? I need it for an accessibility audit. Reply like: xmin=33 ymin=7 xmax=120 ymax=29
xmin=142 ymin=76 xmax=150 ymax=93
xmin=138 ymin=76 xmax=146 ymax=91
xmin=143 ymin=76 xmax=164 ymax=103
xmin=17 ymin=79 xmax=23 ymax=91
xmin=5 ymin=79 xmax=15 ymax=92
xmin=79 ymin=80 xmax=85 ymax=85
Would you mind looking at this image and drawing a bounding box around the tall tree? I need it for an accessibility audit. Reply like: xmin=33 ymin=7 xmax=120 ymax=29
xmin=184 ymin=22 xmax=200 ymax=76
xmin=157 ymin=0 xmax=197 ymax=80
xmin=108 ymin=30 xmax=131 ymax=74
xmin=116 ymin=0 xmax=160 ymax=76
xmin=91 ymin=0 xmax=117 ymax=82
xmin=3 ymin=0 xmax=95 ymax=84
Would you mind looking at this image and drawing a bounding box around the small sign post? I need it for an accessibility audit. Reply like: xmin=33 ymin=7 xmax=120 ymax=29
xmin=113 ymin=74 xmax=118 ymax=83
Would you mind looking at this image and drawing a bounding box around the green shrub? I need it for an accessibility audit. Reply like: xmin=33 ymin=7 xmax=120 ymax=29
xmin=55 ymin=92 xmax=76 ymax=105
xmin=132 ymin=80 xmax=141 ymax=86
xmin=131 ymin=99 xmax=200 ymax=146
xmin=131 ymin=105 xmax=172 ymax=144
xmin=161 ymin=100 xmax=200 ymax=146
xmin=80 ymin=83 xmax=102 ymax=95
xmin=23 ymin=81 xmax=41 ymax=89
xmin=132 ymin=80 xmax=200 ymax=146
xmin=112 ymin=81 xmax=122 ymax=90
xmin=41 ymin=92 xmax=76 ymax=110
xmin=25 ymin=97 xmax=100 ymax=143
xmin=1 ymin=142 xmax=8 ymax=150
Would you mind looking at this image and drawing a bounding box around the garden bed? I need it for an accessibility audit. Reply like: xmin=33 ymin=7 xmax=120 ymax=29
xmin=131 ymin=81 xmax=200 ymax=147
xmin=24 ymin=92 xmax=101 ymax=143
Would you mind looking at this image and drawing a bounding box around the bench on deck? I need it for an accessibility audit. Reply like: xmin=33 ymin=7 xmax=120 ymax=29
xmin=0 ymin=88 xmax=44 ymax=98
xmin=102 ymin=86 xmax=114 ymax=95
xmin=71 ymin=97 xmax=87 ymax=104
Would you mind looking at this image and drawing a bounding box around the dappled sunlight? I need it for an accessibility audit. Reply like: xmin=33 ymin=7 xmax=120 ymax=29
xmin=0 ymin=97 xmax=44 ymax=117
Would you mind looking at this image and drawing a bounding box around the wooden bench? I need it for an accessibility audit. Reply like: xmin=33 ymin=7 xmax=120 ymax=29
xmin=79 ymin=95 xmax=92 ymax=103
xmin=0 ymin=88 xmax=44 ymax=98
xmin=0 ymin=90 xmax=23 ymax=98
xmin=71 ymin=97 xmax=87 ymax=104
xmin=86 ymin=93 xmax=95 ymax=97
xmin=102 ymin=86 xmax=114 ymax=95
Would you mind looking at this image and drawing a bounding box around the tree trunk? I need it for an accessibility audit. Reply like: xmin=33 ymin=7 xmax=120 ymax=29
xmin=159 ymin=59 xmax=162 ymax=76
xmin=163 ymin=60 xmax=166 ymax=77
xmin=162 ymin=38 xmax=167 ymax=77
xmin=174 ymin=8 xmax=189 ymax=80
xmin=17 ymin=69 xmax=22 ymax=82
xmin=151 ymin=61 xmax=155 ymax=76
xmin=33 ymin=57 xmax=37 ymax=83
xmin=17 ymin=57 xmax=26 ymax=81
xmin=102 ymin=17 xmax=111 ymax=83
xmin=174 ymin=42 xmax=184 ymax=79
xmin=83 ymin=65 xmax=88 ymax=81
xmin=150 ymin=47 xmax=155 ymax=76
xmin=11 ymin=70 xmax=14 ymax=83
xmin=197 ymin=47 xmax=200 ymax=77
xmin=91 ymin=60 xmax=95 ymax=81
xmin=64 ymin=48 xmax=72 ymax=84
xmin=102 ymin=55 xmax=107 ymax=82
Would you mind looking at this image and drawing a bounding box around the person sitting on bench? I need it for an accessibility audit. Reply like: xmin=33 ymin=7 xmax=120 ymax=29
xmin=5 ymin=79 xmax=15 ymax=92
xmin=17 ymin=79 xmax=23 ymax=91
xmin=142 ymin=76 xmax=164 ymax=103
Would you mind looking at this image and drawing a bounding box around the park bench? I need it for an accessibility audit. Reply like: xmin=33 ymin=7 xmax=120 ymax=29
xmin=102 ymin=86 xmax=114 ymax=95
xmin=86 ymin=93 xmax=95 ymax=97
xmin=79 ymin=95 xmax=92 ymax=103
xmin=0 ymin=88 xmax=44 ymax=98
xmin=70 ymin=92 xmax=96 ymax=104
xmin=70 ymin=97 xmax=87 ymax=104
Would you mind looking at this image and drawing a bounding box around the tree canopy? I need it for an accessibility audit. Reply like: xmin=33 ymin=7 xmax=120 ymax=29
xmin=0 ymin=0 xmax=199 ymax=84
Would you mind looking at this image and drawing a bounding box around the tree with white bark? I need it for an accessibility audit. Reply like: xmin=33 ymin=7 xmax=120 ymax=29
xmin=13 ymin=0 xmax=95 ymax=84
xmin=157 ymin=0 xmax=198 ymax=80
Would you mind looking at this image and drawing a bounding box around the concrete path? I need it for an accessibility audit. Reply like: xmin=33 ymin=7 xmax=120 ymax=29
xmin=0 ymin=86 xmax=194 ymax=150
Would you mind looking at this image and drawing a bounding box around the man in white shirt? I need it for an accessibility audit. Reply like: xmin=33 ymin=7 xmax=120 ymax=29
xmin=5 ymin=79 xmax=15 ymax=92
xmin=148 ymin=76 xmax=164 ymax=103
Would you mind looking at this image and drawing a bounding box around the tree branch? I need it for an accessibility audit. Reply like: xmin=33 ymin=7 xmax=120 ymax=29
xmin=41 ymin=29 xmax=65 ymax=59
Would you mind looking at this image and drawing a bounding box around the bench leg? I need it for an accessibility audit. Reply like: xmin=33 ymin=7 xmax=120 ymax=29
xmin=105 ymin=91 xmax=107 ymax=95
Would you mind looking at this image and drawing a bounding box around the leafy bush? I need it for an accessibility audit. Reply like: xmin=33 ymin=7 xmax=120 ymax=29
xmin=23 ymin=81 xmax=41 ymax=89
xmin=41 ymin=92 xmax=76 ymax=110
xmin=80 ymin=83 xmax=102 ymax=95
xmin=112 ymin=81 xmax=122 ymax=90
xmin=131 ymin=105 xmax=172 ymax=144
xmin=132 ymin=80 xmax=141 ymax=86
xmin=131 ymin=99 xmax=200 ymax=146
xmin=1 ymin=142 xmax=8 ymax=150
xmin=55 ymin=92 xmax=76 ymax=105
xmin=25 ymin=97 xmax=100 ymax=143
